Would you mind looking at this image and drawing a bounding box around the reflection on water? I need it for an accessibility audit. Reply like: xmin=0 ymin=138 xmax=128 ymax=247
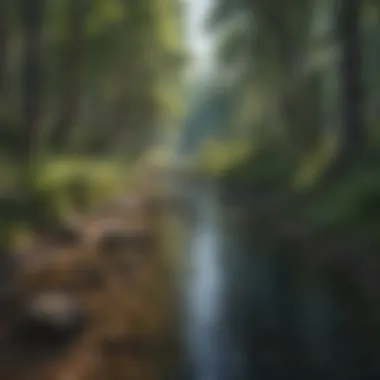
xmin=186 ymin=186 xmax=223 ymax=380
xmin=185 ymin=185 xmax=255 ymax=380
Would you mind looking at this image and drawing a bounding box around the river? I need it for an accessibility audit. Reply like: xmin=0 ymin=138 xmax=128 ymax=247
xmin=173 ymin=167 xmax=380 ymax=380
xmin=183 ymin=182 xmax=258 ymax=380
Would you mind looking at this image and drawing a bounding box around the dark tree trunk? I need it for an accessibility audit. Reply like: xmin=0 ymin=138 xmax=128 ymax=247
xmin=49 ymin=0 xmax=88 ymax=152
xmin=20 ymin=0 xmax=45 ymax=160
xmin=321 ymin=0 xmax=364 ymax=184
xmin=0 ymin=0 xmax=9 ymax=94
xmin=338 ymin=0 xmax=364 ymax=159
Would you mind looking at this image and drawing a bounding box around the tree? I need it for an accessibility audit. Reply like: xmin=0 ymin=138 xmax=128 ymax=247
xmin=205 ymin=0 xmax=375 ymax=378
xmin=20 ymin=0 xmax=45 ymax=161
xmin=49 ymin=0 xmax=89 ymax=151
xmin=0 ymin=0 xmax=10 ymax=93
xmin=0 ymin=0 xmax=186 ymax=249
xmin=321 ymin=0 xmax=365 ymax=182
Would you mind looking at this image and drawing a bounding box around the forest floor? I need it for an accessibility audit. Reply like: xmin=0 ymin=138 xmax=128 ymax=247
xmin=0 ymin=187 xmax=180 ymax=380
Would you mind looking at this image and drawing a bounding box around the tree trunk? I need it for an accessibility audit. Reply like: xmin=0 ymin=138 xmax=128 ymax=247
xmin=20 ymin=0 xmax=45 ymax=161
xmin=0 ymin=0 xmax=9 ymax=94
xmin=339 ymin=0 xmax=364 ymax=159
xmin=321 ymin=0 xmax=364 ymax=184
xmin=49 ymin=0 xmax=88 ymax=152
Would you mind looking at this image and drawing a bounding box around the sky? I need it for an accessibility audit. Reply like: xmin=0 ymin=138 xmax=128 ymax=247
xmin=183 ymin=0 xmax=216 ymax=75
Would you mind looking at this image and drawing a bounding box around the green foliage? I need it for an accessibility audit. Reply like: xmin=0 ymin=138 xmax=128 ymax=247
xmin=293 ymin=135 xmax=337 ymax=188
xmin=196 ymin=139 xmax=251 ymax=177
xmin=301 ymin=151 xmax=380 ymax=239
xmin=0 ymin=156 xmax=142 ymax=249
xmin=0 ymin=0 xmax=186 ymax=248
xmin=35 ymin=158 xmax=131 ymax=213
xmin=203 ymin=0 xmax=380 ymax=245
xmin=222 ymin=137 xmax=299 ymax=193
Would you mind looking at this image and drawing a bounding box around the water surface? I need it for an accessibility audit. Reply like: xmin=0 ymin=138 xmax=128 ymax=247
xmin=184 ymin=184 xmax=256 ymax=380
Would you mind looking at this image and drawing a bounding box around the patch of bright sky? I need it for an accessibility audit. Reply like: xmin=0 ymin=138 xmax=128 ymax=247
xmin=183 ymin=0 xmax=216 ymax=77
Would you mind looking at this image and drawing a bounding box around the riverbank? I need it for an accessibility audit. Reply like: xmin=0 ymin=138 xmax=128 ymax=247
xmin=0 ymin=179 xmax=190 ymax=380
